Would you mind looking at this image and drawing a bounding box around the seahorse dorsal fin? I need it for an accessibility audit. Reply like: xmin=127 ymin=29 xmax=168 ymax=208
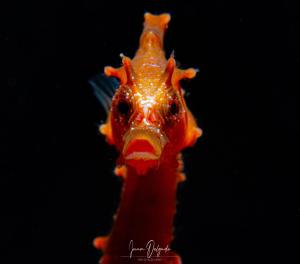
xmin=104 ymin=55 xmax=134 ymax=85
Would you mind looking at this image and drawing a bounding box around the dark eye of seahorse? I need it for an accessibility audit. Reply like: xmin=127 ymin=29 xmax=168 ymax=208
xmin=117 ymin=100 xmax=131 ymax=115
xmin=169 ymin=101 xmax=179 ymax=115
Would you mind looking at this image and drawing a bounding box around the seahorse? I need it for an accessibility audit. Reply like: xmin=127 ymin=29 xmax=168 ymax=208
xmin=90 ymin=12 xmax=202 ymax=264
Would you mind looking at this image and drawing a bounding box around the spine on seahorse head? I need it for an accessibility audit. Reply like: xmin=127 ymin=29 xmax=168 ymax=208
xmin=140 ymin=12 xmax=170 ymax=49
xmin=103 ymin=13 xmax=197 ymax=90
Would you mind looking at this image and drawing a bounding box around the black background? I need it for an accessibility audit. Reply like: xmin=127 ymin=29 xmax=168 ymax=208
xmin=2 ymin=0 xmax=299 ymax=264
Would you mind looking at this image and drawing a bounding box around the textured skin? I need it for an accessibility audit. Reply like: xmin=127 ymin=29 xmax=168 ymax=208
xmin=95 ymin=13 xmax=202 ymax=264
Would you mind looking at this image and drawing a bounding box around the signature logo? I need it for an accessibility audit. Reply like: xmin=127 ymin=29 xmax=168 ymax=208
xmin=128 ymin=239 xmax=171 ymax=259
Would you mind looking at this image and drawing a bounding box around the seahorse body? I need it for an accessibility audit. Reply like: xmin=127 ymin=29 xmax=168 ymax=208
xmin=94 ymin=13 xmax=202 ymax=264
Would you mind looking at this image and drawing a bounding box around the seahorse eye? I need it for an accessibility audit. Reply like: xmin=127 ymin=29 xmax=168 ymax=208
xmin=117 ymin=100 xmax=131 ymax=115
xmin=169 ymin=102 xmax=179 ymax=115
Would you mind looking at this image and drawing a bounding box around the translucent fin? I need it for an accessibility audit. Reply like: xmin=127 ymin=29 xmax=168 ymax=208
xmin=88 ymin=74 xmax=119 ymax=114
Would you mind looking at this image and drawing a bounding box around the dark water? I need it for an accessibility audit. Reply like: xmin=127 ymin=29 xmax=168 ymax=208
xmin=2 ymin=1 xmax=299 ymax=264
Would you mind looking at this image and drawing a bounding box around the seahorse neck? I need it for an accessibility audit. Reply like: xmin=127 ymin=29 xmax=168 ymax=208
xmin=105 ymin=155 xmax=179 ymax=258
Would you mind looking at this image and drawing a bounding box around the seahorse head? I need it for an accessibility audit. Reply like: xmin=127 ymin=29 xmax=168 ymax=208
xmin=100 ymin=13 xmax=202 ymax=174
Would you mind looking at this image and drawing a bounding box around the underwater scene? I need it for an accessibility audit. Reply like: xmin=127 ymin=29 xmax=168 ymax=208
xmin=3 ymin=1 xmax=298 ymax=264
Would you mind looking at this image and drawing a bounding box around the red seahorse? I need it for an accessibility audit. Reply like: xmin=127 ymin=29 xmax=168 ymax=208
xmin=90 ymin=13 xmax=202 ymax=264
